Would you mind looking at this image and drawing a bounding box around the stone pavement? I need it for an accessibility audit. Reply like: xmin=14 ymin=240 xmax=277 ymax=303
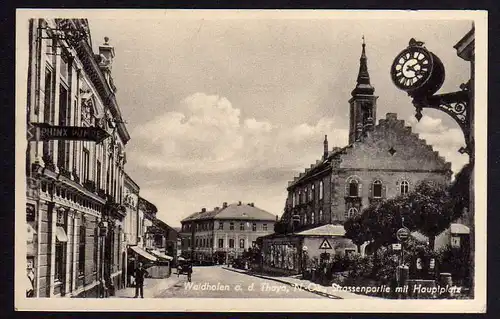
xmin=223 ymin=266 xmax=380 ymax=299
xmin=111 ymin=275 xmax=183 ymax=298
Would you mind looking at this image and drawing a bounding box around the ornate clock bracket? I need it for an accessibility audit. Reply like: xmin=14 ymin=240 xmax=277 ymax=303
xmin=411 ymin=82 xmax=471 ymax=155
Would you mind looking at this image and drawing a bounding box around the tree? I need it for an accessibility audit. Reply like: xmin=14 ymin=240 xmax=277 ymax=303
xmin=345 ymin=179 xmax=461 ymax=253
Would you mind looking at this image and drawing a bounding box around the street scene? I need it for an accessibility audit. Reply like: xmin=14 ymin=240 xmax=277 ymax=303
xmin=17 ymin=9 xmax=486 ymax=312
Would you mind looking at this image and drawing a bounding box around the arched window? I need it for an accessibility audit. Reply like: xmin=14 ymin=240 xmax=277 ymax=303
xmin=400 ymin=180 xmax=409 ymax=195
xmin=311 ymin=184 xmax=315 ymax=201
xmin=319 ymin=181 xmax=324 ymax=200
xmin=319 ymin=209 xmax=323 ymax=223
xmin=298 ymin=190 xmax=302 ymax=204
xmin=373 ymin=180 xmax=382 ymax=198
xmin=345 ymin=207 xmax=358 ymax=219
xmin=348 ymin=179 xmax=359 ymax=197
xmin=311 ymin=211 xmax=315 ymax=224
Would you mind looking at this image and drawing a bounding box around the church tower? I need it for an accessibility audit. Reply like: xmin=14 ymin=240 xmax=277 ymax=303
xmin=348 ymin=37 xmax=378 ymax=144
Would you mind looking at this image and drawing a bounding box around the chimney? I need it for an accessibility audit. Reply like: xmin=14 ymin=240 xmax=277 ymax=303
xmin=250 ymin=203 xmax=254 ymax=207
xmin=238 ymin=201 xmax=242 ymax=206
xmin=323 ymin=135 xmax=328 ymax=160
xmin=201 ymin=208 xmax=206 ymax=213
xmin=222 ymin=202 xmax=228 ymax=208
xmin=276 ymin=215 xmax=279 ymax=221
xmin=214 ymin=206 xmax=220 ymax=211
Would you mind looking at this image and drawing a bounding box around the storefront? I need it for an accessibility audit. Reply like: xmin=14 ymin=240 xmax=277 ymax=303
xmin=261 ymin=224 xmax=357 ymax=275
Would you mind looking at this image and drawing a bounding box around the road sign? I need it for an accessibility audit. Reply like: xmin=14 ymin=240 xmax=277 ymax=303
xmin=396 ymin=227 xmax=410 ymax=242
xmin=392 ymin=243 xmax=402 ymax=250
xmin=319 ymin=238 xmax=333 ymax=250
xmin=27 ymin=123 xmax=110 ymax=143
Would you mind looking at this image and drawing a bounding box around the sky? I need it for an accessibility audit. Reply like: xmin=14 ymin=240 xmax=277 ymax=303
xmin=85 ymin=13 xmax=472 ymax=227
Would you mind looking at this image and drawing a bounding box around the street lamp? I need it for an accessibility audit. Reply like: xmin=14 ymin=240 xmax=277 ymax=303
xmin=390 ymin=38 xmax=473 ymax=156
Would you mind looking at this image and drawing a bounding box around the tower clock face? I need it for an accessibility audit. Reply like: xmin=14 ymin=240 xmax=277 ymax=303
xmin=391 ymin=47 xmax=433 ymax=91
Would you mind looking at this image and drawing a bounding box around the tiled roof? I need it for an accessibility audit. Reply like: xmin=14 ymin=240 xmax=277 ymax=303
xmin=214 ymin=203 xmax=276 ymax=221
xmin=181 ymin=203 xmax=276 ymax=222
xmin=295 ymin=224 xmax=346 ymax=236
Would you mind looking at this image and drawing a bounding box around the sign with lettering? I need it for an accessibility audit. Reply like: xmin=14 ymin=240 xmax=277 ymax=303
xmin=392 ymin=243 xmax=402 ymax=250
xmin=396 ymin=227 xmax=410 ymax=242
xmin=27 ymin=123 xmax=110 ymax=143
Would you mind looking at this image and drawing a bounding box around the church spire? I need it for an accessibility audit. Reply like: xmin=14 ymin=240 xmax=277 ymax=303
xmin=351 ymin=35 xmax=375 ymax=96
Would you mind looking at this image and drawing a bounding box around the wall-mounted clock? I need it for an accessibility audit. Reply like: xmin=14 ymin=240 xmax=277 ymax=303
xmin=390 ymin=38 xmax=445 ymax=97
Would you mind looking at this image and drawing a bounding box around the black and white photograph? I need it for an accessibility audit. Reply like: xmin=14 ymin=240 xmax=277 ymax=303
xmin=15 ymin=9 xmax=487 ymax=312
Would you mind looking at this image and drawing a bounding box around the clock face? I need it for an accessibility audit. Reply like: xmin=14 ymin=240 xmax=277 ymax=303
xmin=391 ymin=47 xmax=433 ymax=91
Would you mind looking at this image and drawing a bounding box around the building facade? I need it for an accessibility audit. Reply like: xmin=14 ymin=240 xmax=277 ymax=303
xmin=264 ymin=41 xmax=452 ymax=275
xmin=180 ymin=202 xmax=276 ymax=264
xmin=280 ymin=41 xmax=452 ymax=231
xmin=25 ymin=18 xmax=130 ymax=297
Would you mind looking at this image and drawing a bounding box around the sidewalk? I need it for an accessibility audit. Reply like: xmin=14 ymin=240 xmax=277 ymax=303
xmin=223 ymin=266 xmax=380 ymax=299
xmin=112 ymin=275 xmax=182 ymax=298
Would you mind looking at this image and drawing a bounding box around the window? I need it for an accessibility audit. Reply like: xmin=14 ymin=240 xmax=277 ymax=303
xmin=304 ymin=214 xmax=308 ymax=224
xmin=93 ymin=226 xmax=98 ymax=273
xmin=311 ymin=211 xmax=315 ymax=224
xmin=311 ymin=184 xmax=315 ymax=201
xmin=82 ymin=148 xmax=90 ymax=183
xmin=292 ymin=193 xmax=296 ymax=207
xmin=78 ymin=220 xmax=85 ymax=276
xmin=54 ymin=208 xmax=67 ymax=283
xmin=319 ymin=181 xmax=323 ymax=200
xmin=229 ymin=239 xmax=235 ymax=248
xmin=60 ymin=53 xmax=69 ymax=82
xmin=240 ymin=222 xmax=245 ymax=231
xmin=298 ymin=190 xmax=302 ymax=204
xmin=373 ymin=180 xmax=382 ymax=198
xmin=262 ymin=224 xmax=268 ymax=231
xmin=210 ymin=238 xmax=213 ymax=247
xmin=218 ymin=222 xmax=224 ymax=230
xmin=230 ymin=222 xmax=234 ymax=230
xmin=400 ymin=180 xmax=410 ymax=195
xmin=348 ymin=179 xmax=359 ymax=197
xmin=43 ymin=67 xmax=55 ymax=160
xmin=96 ymin=160 xmax=101 ymax=190
xmin=345 ymin=207 xmax=358 ymax=219
xmin=252 ymin=223 xmax=257 ymax=231
xmin=308 ymin=185 xmax=313 ymax=201
xmin=239 ymin=239 xmax=245 ymax=249
xmin=218 ymin=238 xmax=224 ymax=248
xmin=57 ymin=85 xmax=70 ymax=170
xmin=319 ymin=209 xmax=323 ymax=223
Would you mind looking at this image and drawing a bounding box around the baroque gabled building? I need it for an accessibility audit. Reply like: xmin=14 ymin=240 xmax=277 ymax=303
xmin=280 ymin=40 xmax=452 ymax=231
xmin=25 ymin=18 xmax=130 ymax=297
xmin=262 ymin=40 xmax=452 ymax=275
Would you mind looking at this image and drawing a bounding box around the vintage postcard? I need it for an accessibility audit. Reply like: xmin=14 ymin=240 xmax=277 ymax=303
xmin=15 ymin=9 xmax=487 ymax=312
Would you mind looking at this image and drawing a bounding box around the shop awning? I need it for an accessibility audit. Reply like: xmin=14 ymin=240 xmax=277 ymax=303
xmin=150 ymin=250 xmax=173 ymax=261
xmin=129 ymin=246 xmax=158 ymax=262
xmin=55 ymin=226 xmax=68 ymax=242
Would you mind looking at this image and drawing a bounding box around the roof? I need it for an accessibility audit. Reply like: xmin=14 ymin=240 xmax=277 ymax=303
xmin=451 ymin=223 xmax=470 ymax=234
xmin=181 ymin=203 xmax=276 ymax=222
xmin=295 ymin=224 xmax=346 ymax=237
xmin=215 ymin=203 xmax=276 ymax=221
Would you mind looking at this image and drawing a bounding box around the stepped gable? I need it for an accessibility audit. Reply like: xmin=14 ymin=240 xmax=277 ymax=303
xmin=214 ymin=202 xmax=276 ymax=221
xmin=339 ymin=113 xmax=452 ymax=172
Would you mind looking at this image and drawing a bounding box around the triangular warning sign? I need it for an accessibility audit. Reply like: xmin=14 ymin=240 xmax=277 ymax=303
xmin=319 ymin=238 xmax=333 ymax=250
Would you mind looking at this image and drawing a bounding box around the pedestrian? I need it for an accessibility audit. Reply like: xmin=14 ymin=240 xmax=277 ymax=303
xmin=134 ymin=262 xmax=149 ymax=298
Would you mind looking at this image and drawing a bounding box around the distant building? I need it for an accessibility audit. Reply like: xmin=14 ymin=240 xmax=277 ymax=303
xmin=180 ymin=202 xmax=276 ymax=264
xmin=262 ymin=40 xmax=452 ymax=275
